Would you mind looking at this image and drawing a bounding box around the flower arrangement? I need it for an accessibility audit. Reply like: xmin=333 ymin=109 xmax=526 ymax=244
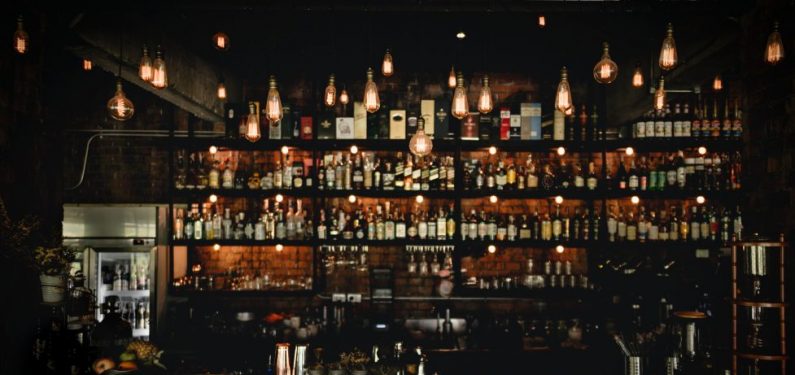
xmin=34 ymin=246 xmax=79 ymax=276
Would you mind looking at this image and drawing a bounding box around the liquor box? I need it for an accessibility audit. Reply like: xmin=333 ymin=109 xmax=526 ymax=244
xmin=521 ymin=102 xmax=542 ymax=140
xmin=434 ymin=99 xmax=451 ymax=139
xmin=406 ymin=110 xmax=418 ymax=138
xmin=336 ymin=117 xmax=354 ymax=139
xmin=353 ymin=102 xmax=367 ymax=139
xmin=300 ymin=116 xmax=313 ymax=140
xmin=510 ymin=114 xmax=522 ymax=140
xmin=500 ymin=108 xmax=511 ymax=140
xmin=478 ymin=114 xmax=492 ymax=140
xmin=421 ymin=100 xmax=435 ymax=137
xmin=389 ymin=109 xmax=406 ymax=139
xmin=461 ymin=113 xmax=479 ymax=141
xmin=317 ymin=110 xmax=336 ymax=139
xmin=281 ymin=105 xmax=293 ymax=139
xmin=553 ymin=109 xmax=565 ymax=140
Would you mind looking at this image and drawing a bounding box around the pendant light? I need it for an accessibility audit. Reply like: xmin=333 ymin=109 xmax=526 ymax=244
xmin=555 ymin=67 xmax=573 ymax=113
xmin=13 ymin=16 xmax=28 ymax=54
xmin=477 ymin=75 xmax=493 ymax=114
xmin=654 ymin=77 xmax=666 ymax=111
xmin=324 ymin=74 xmax=337 ymax=108
xmin=764 ymin=21 xmax=785 ymax=66
xmin=265 ymin=75 xmax=283 ymax=122
xmin=82 ymin=59 xmax=93 ymax=71
xmin=139 ymin=45 xmax=153 ymax=82
xmin=451 ymin=71 xmax=469 ymax=119
xmin=658 ymin=23 xmax=678 ymax=71
xmin=382 ymin=49 xmax=394 ymax=77
xmin=632 ymin=64 xmax=644 ymax=88
xmin=339 ymin=86 xmax=349 ymax=105
xmin=151 ymin=45 xmax=168 ymax=89
xmin=409 ymin=117 xmax=433 ymax=157
xmin=245 ymin=102 xmax=261 ymax=142
xmin=593 ymin=42 xmax=618 ymax=84
xmin=107 ymin=34 xmax=134 ymax=121
xmin=712 ymin=75 xmax=723 ymax=91
xmin=212 ymin=32 xmax=230 ymax=51
xmin=217 ymin=79 xmax=227 ymax=101
xmin=363 ymin=68 xmax=380 ymax=113
xmin=447 ymin=66 xmax=457 ymax=88
xmin=538 ymin=15 xmax=546 ymax=28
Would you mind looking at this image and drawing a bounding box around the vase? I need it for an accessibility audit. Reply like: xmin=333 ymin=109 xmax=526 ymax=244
xmin=40 ymin=274 xmax=66 ymax=303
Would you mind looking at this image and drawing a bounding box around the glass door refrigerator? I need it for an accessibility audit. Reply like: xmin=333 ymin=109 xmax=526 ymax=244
xmin=63 ymin=205 xmax=159 ymax=340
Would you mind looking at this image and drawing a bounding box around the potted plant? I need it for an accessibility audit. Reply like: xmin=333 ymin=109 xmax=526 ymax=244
xmin=34 ymin=245 xmax=79 ymax=303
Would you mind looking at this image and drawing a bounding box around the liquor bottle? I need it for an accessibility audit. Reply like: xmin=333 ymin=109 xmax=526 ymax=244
xmin=626 ymin=210 xmax=637 ymax=242
xmin=645 ymin=109 xmax=656 ymax=139
xmin=691 ymin=102 xmax=702 ymax=138
xmin=673 ymin=103 xmax=683 ymax=137
xmin=628 ymin=158 xmax=639 ymax=191
xmin=616 ymin=208 xmax=627 ymax=242
xmin=682 ymin=103 xmax=692 ymax=138
xmin=552 ymin=204 xmax=562 ymax=241
xmin=586 ymin=161 xmax=599 ymax=191
xmin=663 ymin=104 xmax=673 ymax=138
xmin=591 ymin=105 xmax=600 ymax=140
xmin=710 ymin=99 xmax=720 ymax=138
xmin=526 ymin=155 xmax=539 ymax=190
xmin=721 ymin=99 xmax=732 ymax=138
xmin=732 ymin=98 xmax=743 ymax=139
xmin=578 ymin=105 xmax=588 ymax=141
xmin=654 ymin=108 xmax=665 ymax=138
xmin=689 ymin=205 xmax=700 ymax=241
xmin=616 ymin=156 xmax=628 ymax=190
xmin=572 ymin=161 xmax=585 ymax=189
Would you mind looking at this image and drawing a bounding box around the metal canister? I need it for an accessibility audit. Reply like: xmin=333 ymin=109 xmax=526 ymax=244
xmin=293 ymin=344 xmax=308 ymax=375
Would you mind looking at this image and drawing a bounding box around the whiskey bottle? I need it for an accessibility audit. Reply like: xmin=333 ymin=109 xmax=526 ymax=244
xmin=682 ymin=103 xmax=692 ymax=138
xmin=692 ymin=102 xmax=702 ymax=138
xmin=721 ymin=99 xmax=732 ymax=138
xmin=710 ymin=99 xmax=720 ymax=138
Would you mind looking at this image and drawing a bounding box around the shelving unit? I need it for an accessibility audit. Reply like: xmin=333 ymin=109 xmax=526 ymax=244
xmin=731 ymin=234 xmax=787 ymax=375
xmin=166 ymin=134 xmax=743 ymax=300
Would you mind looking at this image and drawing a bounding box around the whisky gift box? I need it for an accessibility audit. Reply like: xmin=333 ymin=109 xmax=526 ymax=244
xmin=500 ymin=108 xmax=511 ymax=140
xmin=389 ymin=109 xmax=406 ymax=139
xmin=434 ymin=99 xmax=450 ymax=139
xmin=353 ymin=102 xmax=367 ymax=139
xmin=520 ymin=102 xmax=542 ymax=140
xmin=336 ymin=117 xmax=354 ymax=139
xmin=510 ymin=114 xmax=522 ymax=140
xmin=300 ymin=116 xmax=313 ymax=140
xmin=421 ymin=100 xmax=435 ymax=137
xmin=280 ymin=105 xmax=293 ymax=139
xmin=478 ymin=114 xmax=492 ymax=140
xmin=460 ymin=113 xmax=479 ymax=141
xmin=224 ymin=102 xmax=244 ymax=138
xmin=317 ymin=110 xmax=336 ymax=139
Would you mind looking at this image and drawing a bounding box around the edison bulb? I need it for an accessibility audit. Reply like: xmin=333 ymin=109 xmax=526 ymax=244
xmin=415 ymin=195 xmax=424 ymax=204
xmin=139 ymin=46 xmax=153 ymax=82
xmin=209 ymin=145 xmax=218 ymax=154
xmin=538 ymin=15 xmax=546 ymax=28
xmin=557 ymin=146 xmax=566 ymax=156
xmin=625 ymin=147 xmax=634 ymax=156
xmin=382 ymin=49 xmax=394 ymax=77
xmin=554 ymin=196 xmax=564 ymax=205
xmin=106 ymin=80 xmax=135 ymax=121
xmin=245 ymin=103 xmax=261 ymax=142
xmin=212 ymin=32 xmax=230 ymax=51
xmin=217 ymin=82 xmax=227 ymax=100
xmin=275 ymin=244 xmax=284 ymax=252
xmin=350 ymin=145 xmax=358 ymax=155
xmin=13 ymin=16 xmax=28 ymax=54
xmin=448 ymin=66 xmax=457 ymax=88
xmin=698 ymin=146 xmax=707 ymax=155
xmin=339 ymin=88 xmax=349 ymax=105
xmin=489 ymin=195 xmax=498 ymax=204
xmin=487 ymin=245 xmax=497 ymax=254
xmin=555 ymin=67 xmax=573 ymax=113
xmin=654 ymin=77 xmax=666 ymax=111
xmin=632 ymin=65 xmax=644 ymax=88
xmin=477 ymin=75 xmax=494 ymax=114
xmin=324 ymin=74 xmax=337 ymax=107
xmin=348 ymin=195 xmax=357 ymax=203
xmin=659 ymin=23 xmax=678 ymax=71
xmin=265 ymin=75 xmax=283 ymax=122
xmin=409 ymin=117 xmax=433 ymax=157
xmin=451 ymin=72 xmax=469 ymax=120
xmin=281 ymin=145 xmax=289 ymax=155
xmin=213 ymin=243 xmax=221 ymax=251
xmin=364 ymin=68 xmax=380 ymax=113
xmin=209 ymin=194 xmax=218 ymax=203
xmin=696 ymin=196 xmax=706 ymax=205
xmin=631 ymin=196 xmax=640 ymax=205
xmin=555 ymin=245 xmax=565 ymax=254
xmin=456 ymin=31 xmax=466 ymax=39
xmin=765 ymin=22 xmax=785 ymax=65
xmin=488 ymin=146 xmax=497 ymax=155
xmin=151 ymin=46 xmax=168 ymax=89
xmin=593 ymin=42 xmax=618 ymax=84
xmin=275 ymin=194 xmax=284 ymax=203
xmin=712 ymin=75 xmax=723 ymax=91
xmin=83 ymin=59 xmax=93 ymax=71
